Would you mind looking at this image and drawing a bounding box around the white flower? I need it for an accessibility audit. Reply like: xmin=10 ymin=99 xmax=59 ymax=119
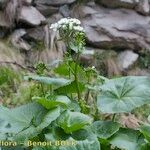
xmin=73 ymin=26 xmax=84 ymax=32
xmin=69 ymin=22 xmax=73 ymax=30
xmin=50 ymin=18 xmax=84 ymax=33
xmin=50 ymin=23 xmax=59 ymax=31
xmin=58 ymin=18 xmax=69 ymax=25
xmin=92 ymin=66 xmax=96 ymax=69
xmin=70 ymin=18 xmax=81 ymax=25
xmin=62 ymin=24 xmax=67 ymax=29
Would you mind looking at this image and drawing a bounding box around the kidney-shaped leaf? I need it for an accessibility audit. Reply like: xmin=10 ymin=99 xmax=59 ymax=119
xmin=97 ymin=76 xmax=150 ymax=113
xmin=140 ymin=124 xmax=150 ymax=142
xmin=92 ymin=121 xmax=120 ymax=139
xmin=32 ymin=138 xmax=101 ymax=150
xmin=0 ymin=103 xmax=46 ymax=133
xmin=55 ymin=80 xmax=85 ymax=94
xmin=36 ymin=96 xmax=71 ymax=109
xmin=57 ymin=110 xmax=92 ymax=133
xmin=37 ymin=107 xmax=60 ymax=130
xmin=24 ymin=75 xmax=72 ymax=88
xmin=109 ymin=128 xmax=146 ymax=150
xmin=14 ymin=107 xmax=60 ymax=142
xmin=59 ymin=138 xmax=101 ymax=150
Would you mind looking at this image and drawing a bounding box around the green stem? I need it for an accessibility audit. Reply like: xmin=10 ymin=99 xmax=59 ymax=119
xmin=85 ymin=90 xmax=90 ymax=103
xmin=74 ymin=52 xmax=81 ymax=101
xmin=66 ymin=40 xmax=74 ymax=100
xmin=85 ymin=74 xmax=90 ymax=104
xmin=49 ymin=85 xmax=53 ymax=95
xmin=41 ymin=83 xmax=45 ymax=96
xmin=112 ymin=114 xmax=116 ymax=122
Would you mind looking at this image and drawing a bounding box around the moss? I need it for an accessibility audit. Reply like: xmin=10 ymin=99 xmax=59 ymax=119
xmin=0 ymin=67 xmax=21 ymax=106
xmin=0 ymin=66 xmax=48 ymax=107
xmin=0 ymin=40 xmax=25 ymax=66
xmin=94 ymin=50 xmax=117 ymax=76
xmin=138 ymin=50 xmax=150 ymax=69
xmin=28 ymin=40 xmax=45 ymax=51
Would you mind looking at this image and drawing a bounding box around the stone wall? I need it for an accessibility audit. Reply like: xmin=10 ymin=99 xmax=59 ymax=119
xmin=0 ymin=0 xmax=150 ymax=76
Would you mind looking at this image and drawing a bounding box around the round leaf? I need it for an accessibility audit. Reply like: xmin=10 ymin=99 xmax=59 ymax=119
xmin=24 ymin=75 xmax=72 ymax=88
xmin=97 ymin=76 xmax=150 ymax=113
xmin=57 ymin=110 xmax=93 ymax=133
xmin=140 ymin=124 xmax=150 ymax=142
xmin=92 ymin=121 xmax=120 ymax=139
xmin=36 ymin=96 xmax=71 ymax=109
xmin=59 ymin=138 xmax=100 ymax=150
xmin=109 ymin=128 xmax=146 ymax=150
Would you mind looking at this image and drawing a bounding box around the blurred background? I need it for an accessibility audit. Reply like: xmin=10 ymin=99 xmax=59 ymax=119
xmin=0 ymin=0 xmax=150 ymax=111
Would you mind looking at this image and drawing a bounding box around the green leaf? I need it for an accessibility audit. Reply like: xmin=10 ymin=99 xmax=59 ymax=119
xmin=0 ymin=133 xmax=7 ymax=140
xmin=55 ymin=80 xmax=85 ymax=94
xmin=140 ymin=124 xmax=150 ymax=142
xmin=57 ymin=110 xmax=92 ymax=133
xmin=14 ymin=125 xmax=38 ymax=142
xmin=92 ymin=121 xmax=120 ymax=139
xmin=24 ymin=75 xmax=72 ymax=88
xmin=0 ymin=103 xmax=46 ymax=133
xmin=70 ymin=43 xmax=79 ymax=53
xmin=37 ymin=107 xmax=61 ymax=130
xmin=32 ymin=138 xmax=101 ymax=150
xmin=68 ymin=101 xmax=81 ymax=112
xmin=14 ymin=107 xmax=60 ymax=142
xmin=1 ymin=146 xmax=26 ymax=150
xmin=36 ymin=96 xmax=71 ymax=109
xmin=109 ymin=128 xmax=146 ymax=150
xmin=71 ymin=127 xmax=95 ymax=141
xmin=140 ymin=143 xmax=150 ymax=150
xmin=54 ymin=61 xmax=87 ymax=81
xmin=54 ymin=63 xmax=70 ymax=76
xmin=59 ymin=138 xmax=101 ymax=150
xmin=45 ymin=126 xmax=70 ymax=142
xmin=97 ymin=76 xmax=150 ymax=113
xmin=148 ymin=115 xmax=150 ymax=123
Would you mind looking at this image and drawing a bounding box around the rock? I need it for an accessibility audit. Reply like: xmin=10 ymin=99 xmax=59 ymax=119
xmin=48 ymin=13 xmax=63 ymax=25
xmin=72 ymin=2 xmax=150 ymax=50
xmin=94 ymin=49 xmax=121 ymax=77
xmin=10 ymin=29 xmax=31 ymax=51
xmin=35 ymin=0 xmax=76 ymax=6
xmin=0 ymin=28 xmax=8 ymax=38
xmin=0 ymin=11 xmax=11 ymax=27
xmin=0 ymin=0 xmax=8 ymax=10
xmin=59 ymin=5 xmax=70 ymax=17
xmin=79 ymin=47 xmax=95 ymax=66
xmin=0 ymin=11 xmax=11 ymax=37
xmin=24 ymin=25 xmax=50 ymax=49
xmin=96 ymin=0 xmax=138 ymax=9
xmin=117 ymin=50 xmax=139 ymax=71
xmin=96 ymin=0 xmax=150 ymax=16
xmin=127 ymin=68 xmax=150 ymax=76
xmin=36 ymin=4 xmax=59 ymax=17
xmin=0 ymin=40 xmax=25 ymax=69
xmin=25 ymin=26 xmax=46 ymax=41
xmin=18 ymin=6 xmax=46 ymax=26
xmin=136 ymin=0 xmax=150 ymax=15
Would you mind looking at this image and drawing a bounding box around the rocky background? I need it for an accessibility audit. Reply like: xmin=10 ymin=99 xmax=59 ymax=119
xmin=0 ymin=0 xmax=150 ymax=77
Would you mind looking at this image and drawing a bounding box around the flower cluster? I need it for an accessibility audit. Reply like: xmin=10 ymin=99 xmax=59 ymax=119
xmin=50 ymin=18 xmax=84 ymax=33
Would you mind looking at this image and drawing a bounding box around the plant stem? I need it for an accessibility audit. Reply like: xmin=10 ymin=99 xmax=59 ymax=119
xmin=74 ymin=52 xmax=81 ymax=101
xmin=112 ymin=114 xmax=116 ymax=122
xmin=49 ymin=85 xmax=53 ymax=95
xmin=85 ymin=73 xmax=90 ymax=103
xmin=41 ymin=83 xmax=45 ymax=96
xmin=66 ymin=40 xmax=74 ymax=100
